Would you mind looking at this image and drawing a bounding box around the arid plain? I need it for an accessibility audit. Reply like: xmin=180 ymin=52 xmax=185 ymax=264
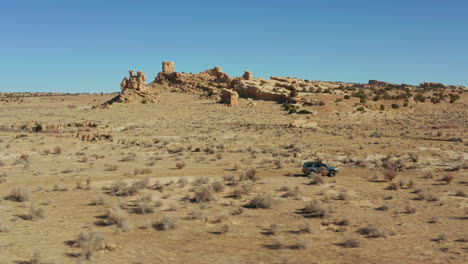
xmin=0 ymin=66 xmax=467 ymax=264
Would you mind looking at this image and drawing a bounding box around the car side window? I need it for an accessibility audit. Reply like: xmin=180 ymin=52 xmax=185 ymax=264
xmin=314 ymin=163 xmax=321 ymax=167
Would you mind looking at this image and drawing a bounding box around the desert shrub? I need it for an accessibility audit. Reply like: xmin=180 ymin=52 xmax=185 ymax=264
xmin=23 ymin=205 xmax=45 ymax=221
xmin=342 ymin=237 xmax=360 ymax=248
xmin=211 ymin=181 xmax=225 ymax=193
xmin=104 ymin=164 xmax=119 ymax=171
xmin=302 ymin=200 xmax=332 ymax=218
xmin=298 ymin=222 xmax=311 ymax=233
xmin=267 ymin=224 xmax=279 ymax=235
xmin=177 ymin=177 xmax=189 ymax=186
xmin=192 ymin=185 xmax=214 ymax=203
xmin=223 ymin=175 xmax=236 ymax=182
xmin=455 ymin=190 xmax=467 ymax=197
xmin=405 ymin=205 xmax=417 ymax=214
xmin=0 ymin=172 xmax=7 ymax=183
xmin=309 ymin=175 xmax=324 ymax=185
xmin=220 ymin=224 xmax=230 ymax=234
xmin=0 ymin=224 xmax=11 ymax=233
xmin=91 ymin=197 xmax=105 ymax=206
xmin=106 ymin=205 xmax=130 ymax=231
xmin=336 ymin=190 xmax=349 ymax=200
xmin=53 ymin=184 xmax=68 ymax=191
xmin=193 ymin=177 xmax=209 ymax=185
xmin=356 ymin=107 xmax=365 ymax=112
xmin=52 ymin=146 xmax=62 ymax=154
xmin=425 ymin=194 xmax=439 ymax=202
xmin=357 ymin=224 xmax=385 ymax=238
xmin=274 ymin=159 xmax=284 ymax=169
xmin=383 ymin=169 xmax=398 ymax=182
xmin=428 ymin=216 xmax=439 ymax=223
xmin=380 ymin=104 xmax=385 ymax=110
xmin=441 ymin=175 xmax=454 ymax=184
xmin=376 ymin=205 xmax=389 ymax=211
xmin=119 ymin=154 xmax=136 ymax=162
xmin=239 ymin=169 xmax=258 ymax=181
xmin=5 ymin=186 xmax=31 ymax=202
xmin=270 ymin=236 xmax=286 ymax=249
xmin=318 ymin=101 xmax=325 ymax=106
xmin=75 ymin=230 xmax=104 ymax=260
xmin=291 ymin=238 xmax=307 ymax=250
xmin=230 ymin=206 xmax=244 ymax=215
xmin=335 ymin=218 xmax=350 ymax=226
xmin=233 ymin=182 xmax=254 ymax=199
xmin=282 ymin=186 xmax=301 ymax=199
xmin=435 ymin=232 xmax=448 ymax=242
xmin=134 ymin=199 xmax=154 ymax=214
xmin=245 ymin=193 xmax=273 ymax=209
xmin=176 ymin=161 xmax=186 ymax=169
xmin=153 ymin=215 xmax=179 ymax=231
xmin=335 ymin=98 xmax=343 ymax=103
xmin=344 ymin=95 xmax=351 ymax=99
xmin=391 ymin=103 xmax=399 ymax=109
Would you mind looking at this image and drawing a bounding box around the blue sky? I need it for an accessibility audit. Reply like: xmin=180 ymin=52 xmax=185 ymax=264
xmin=0 ymin=0 xmax=467 ymax=93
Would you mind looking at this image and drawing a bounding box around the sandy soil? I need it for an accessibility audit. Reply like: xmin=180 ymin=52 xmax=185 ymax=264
xmin=0 ymin=91 xmax=466 ymax=264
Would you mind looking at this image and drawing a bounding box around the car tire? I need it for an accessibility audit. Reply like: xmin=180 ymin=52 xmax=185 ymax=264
xmin=328 ymin=171 xmax=336 ymax=177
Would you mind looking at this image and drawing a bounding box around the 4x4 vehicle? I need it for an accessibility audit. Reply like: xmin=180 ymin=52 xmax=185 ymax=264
xmin=302 ymin=162 xmax=338 ymax=177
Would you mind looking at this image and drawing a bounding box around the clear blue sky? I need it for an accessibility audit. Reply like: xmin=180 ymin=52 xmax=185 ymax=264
xmin=1 ymin=0 xmax=467 ymax=93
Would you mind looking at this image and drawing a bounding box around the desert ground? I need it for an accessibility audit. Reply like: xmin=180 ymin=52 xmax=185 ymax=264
xmin=0 ymin=86 xmax=467 ymax=264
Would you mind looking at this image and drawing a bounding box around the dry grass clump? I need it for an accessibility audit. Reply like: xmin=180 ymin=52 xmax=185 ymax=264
xmin=192 ymin=185 xmax=214 ymax=203
xmin=240 ymin=169 xmax=258 ymax=181
xmin=230 ymin=206 xmax=244 ymax=215
xmin=0 ymin=224 xmax=11 ymax=233
xmin=0 ymin=172 xmax=7 ymax=183
xmin=5 ymin=186 xmax=31 ymax=202
xmin=119 ymin=153 xmax=136 ymax=162
xmin=108 ymin=179 xmax=148 ymax=196
xmin=176 ymin=161 xmax=186 ymax=169
xmin=211 ymin=181 xmax=225 ymax=193
xmin=91 ymin=197 xmax=105 ymax=206
xmin=383 ymin=169 xmax=398 ymax=182
xmin=220 ymin=224 xmax=230 ymax=234
xmin=405 ymin=205 xmax=417 ymax=214
xmin=104 ymin=164 xmax=119 ymax=171
xmin=52 ymin=146 xmax=62 ymax=154
xmin=302 ymin=200 xmax=333 ymax=218
xmin=455 ymin=190 xmax=467 ymax=197
xmin=186 ymin=210 xmax=206 ymax=221
xmin=193 ymin=177 xmax=210 ymax=186
xmin=106 ymin=205 xmax=130 ymax=231
xmin=233 ymin=182 xmax=254 ymax=199
xmin=298 ymin=222 xmax=311 ymax=233
xmin=357 ymin=224 xmax=386 ymax=238
xmin=309 ymin=175 xmax=324 ymax=185
xmin=266 ymin=224 xmax=279 ymax=236
xmin=22 ymin=205 xmax=45 ymax=221
xmin=441 ymin=175 xmax=454 ymax=184
xmin=134 ymin=168 xmax=152 ymax=175
xmin=245 ymin=193 xmax=273 ymax=209
xmin=134 ymin=198 xmax=154 ymax=214
xmin=341 ymin=236 xmax=360 ymax=248
xmin=153 ymin=215 xmax=179 ymax=231
xmin=281 ymin=186 xmax=301 ymax=199
xmin=270 ymin=236 xmax=286 ymax=249
xmin=434 ymin=232 xmax=448 ymax=242
xmin=75 ymin=230 xmax=104 ymax=260
xmin=291 ymin=238 xmax=307 ymax=250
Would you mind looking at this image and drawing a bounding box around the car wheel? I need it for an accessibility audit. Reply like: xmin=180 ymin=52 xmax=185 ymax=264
xmin=328 ymin=171 xmax=336 ymax=177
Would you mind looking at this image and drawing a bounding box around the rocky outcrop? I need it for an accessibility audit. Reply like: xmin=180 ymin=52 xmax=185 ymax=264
xmin=289 ymin=119 xmax=320 ymax=130
xmin=101 ymin=70 xmax=158 ymax=106
xmin=162 ymin=61 xmax=175 ymax=74
xmin=243 ymin=71 xmax=253 ymax=80
xmin=220 ymin=89 xmax=239 ymax=107
xmin=420 ymin=82 xmax=446 ymax=88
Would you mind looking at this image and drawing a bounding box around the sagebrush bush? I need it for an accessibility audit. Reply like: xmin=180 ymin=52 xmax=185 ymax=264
xmin=240 ymin=169 xmax=258 ymax=181
xmin=211 ymin=181 xmax=225 ymax=193
xmin=441 ymin=175 xmax=454 ymax=184
xmin=342 ymin=237 xmax=360 ymax=248
xmin=357 ymin=224 xmax=385 ymax=238
xmin=267 ymin=224 xmax=279 ymax=236
xmin=245 ymin=193 xmax=273 ymax=209
xmin=106 ymin=205 xmax=130 ymax=231
xmin=5 ymin=186 xmax=31 ymax=202
xmin=192 ymin=185 xmax=214 ymax=203
xmin=383 ymin=169 xmax=398 ymax=182
xmin=153 ymin=215 xmax=179 ymax=231
xmin=302 ymin=200 xmax=332 ymax=218
xmin=75 ymin=230 xmax=104 ymax=260
xmin=298 ymin=222 xmax=311 ymax=233
xmin=309 ymin=175 xmax=324 ymax=185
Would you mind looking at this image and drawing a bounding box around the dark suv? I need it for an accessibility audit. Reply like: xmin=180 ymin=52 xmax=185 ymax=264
xmin=302 ymin=162 xmax=338 ymax=177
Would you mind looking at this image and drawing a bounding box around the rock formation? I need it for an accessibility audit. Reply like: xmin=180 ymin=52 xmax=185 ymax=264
xmin=243 ymin=71 xmax=253 ymax=80
xmin=101 ymin=70 xmax=158 ymax=106
xmin=162 ymin=61 xmax=175 ymax=74
xmin=220 ymin=89 xmax=239 ymax=107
